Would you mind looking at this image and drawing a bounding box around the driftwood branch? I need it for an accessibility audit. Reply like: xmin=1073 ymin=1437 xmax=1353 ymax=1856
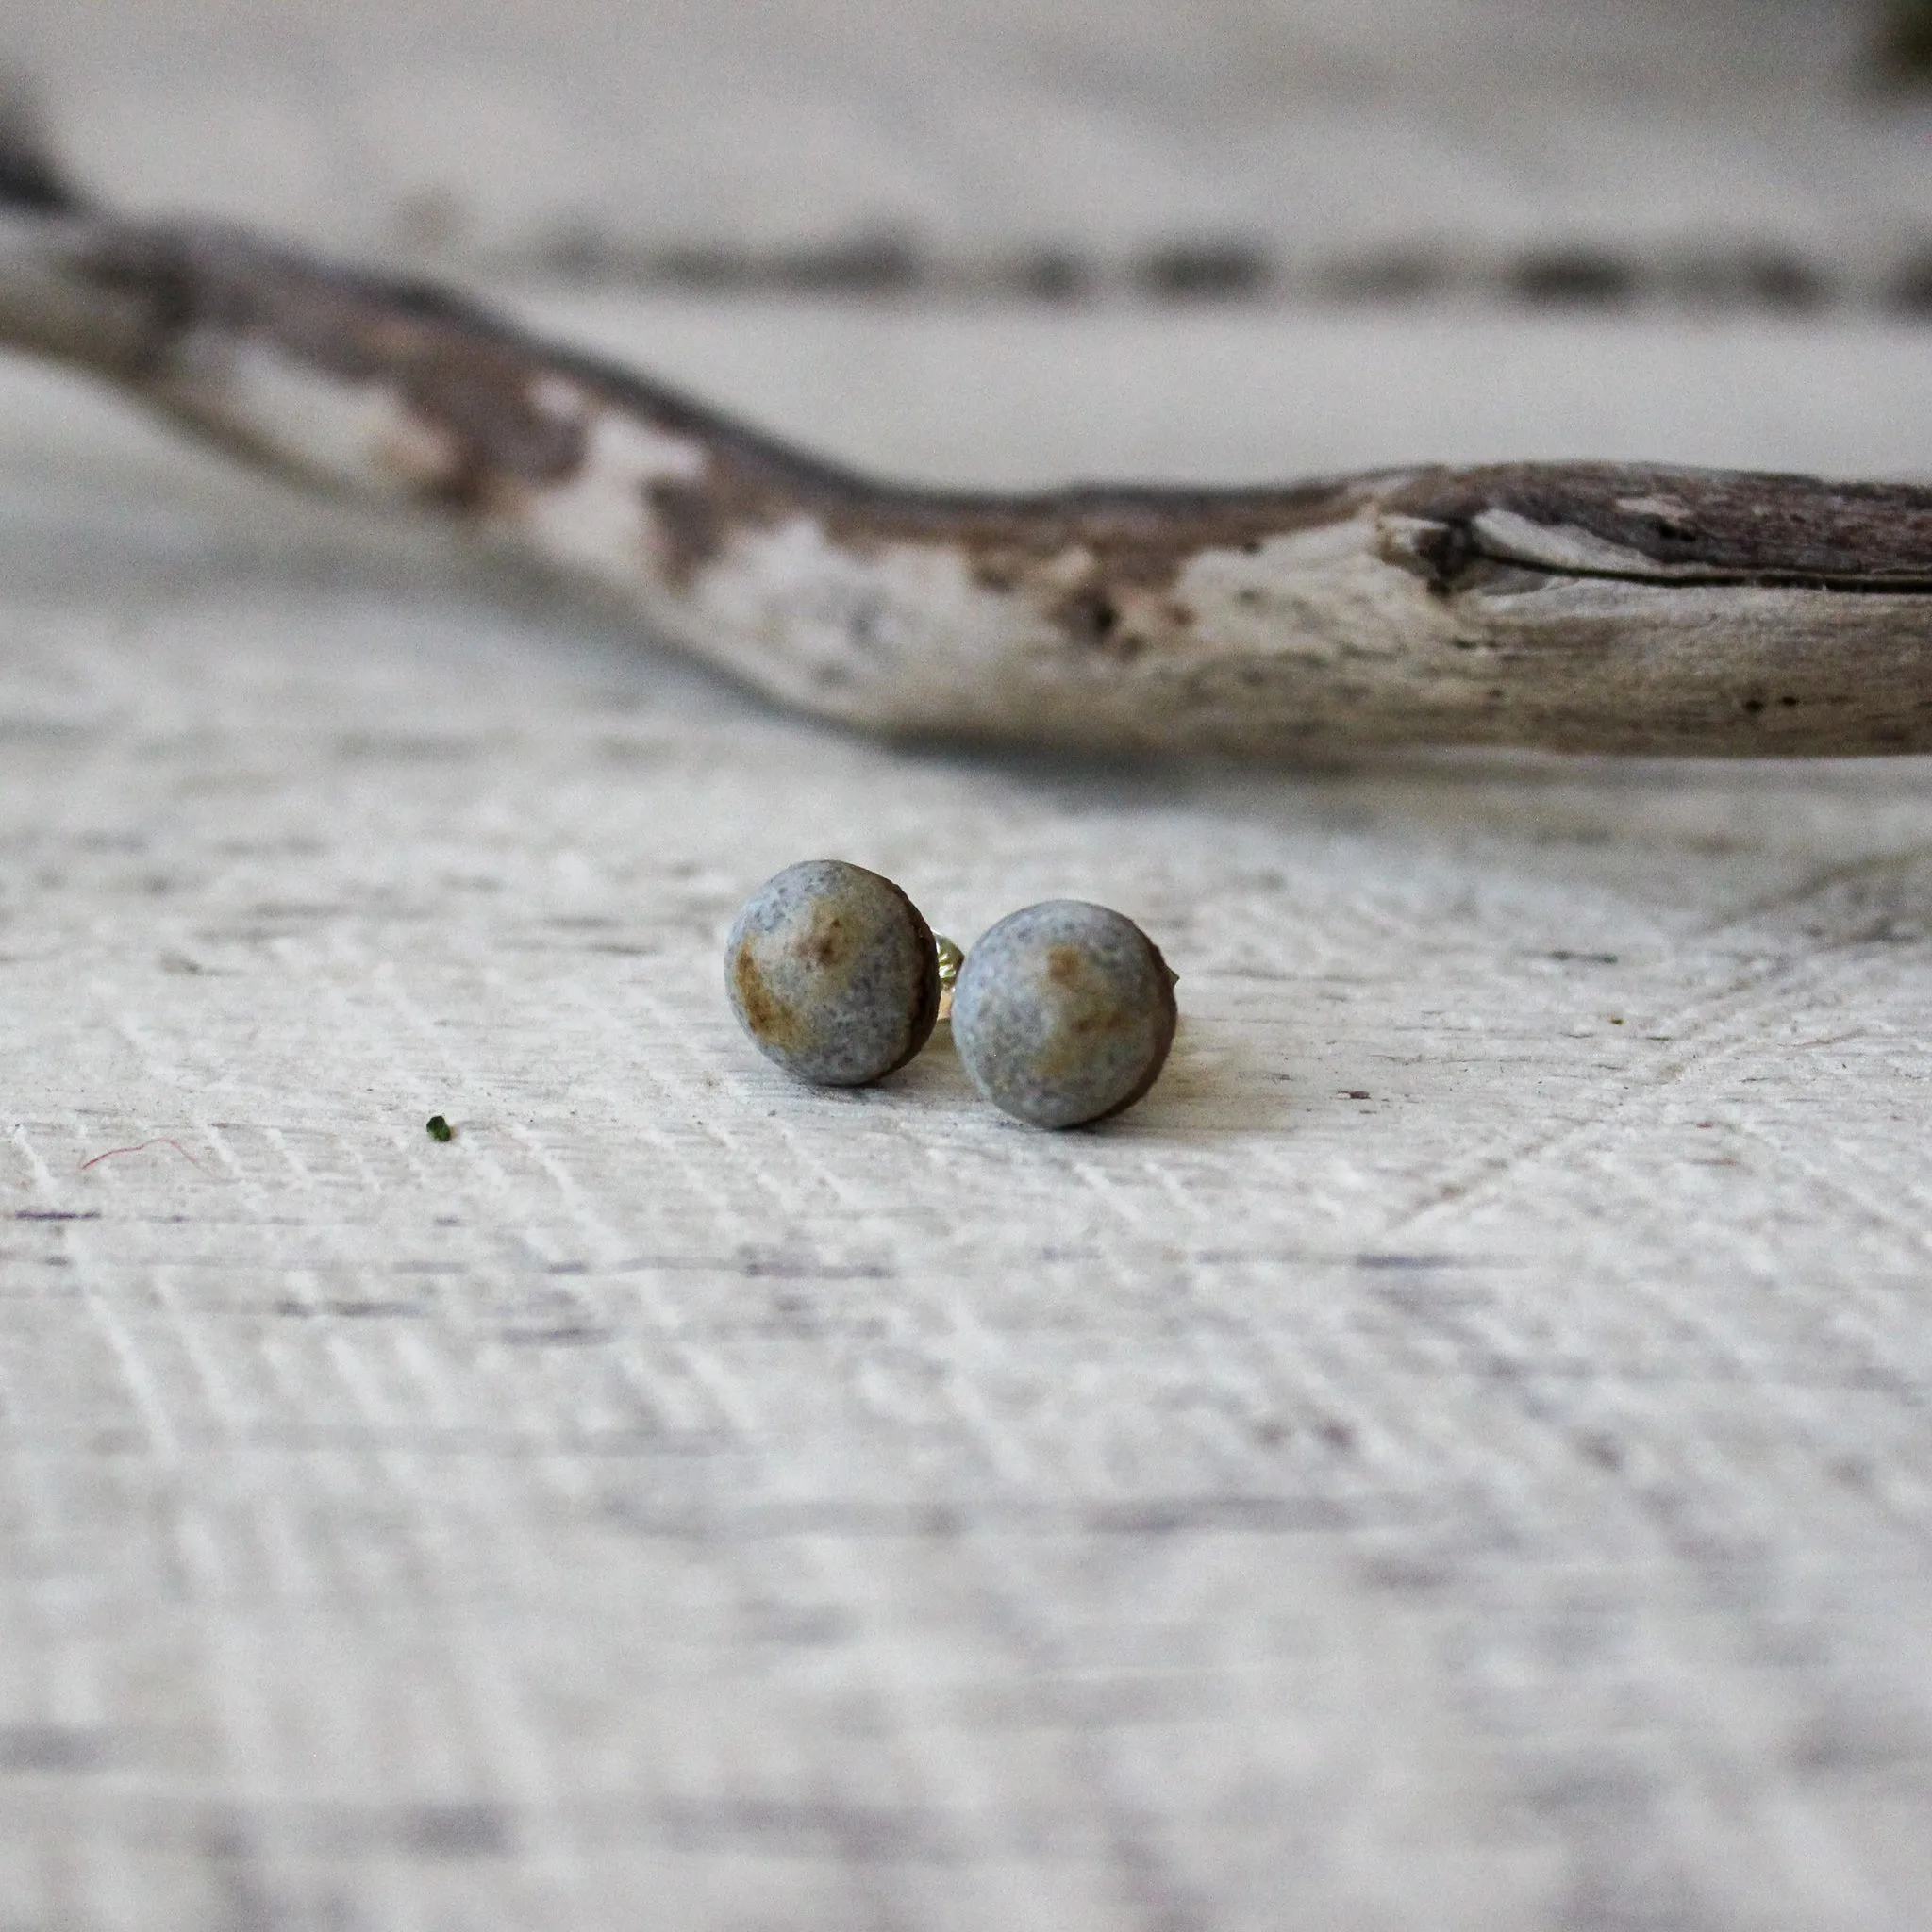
xmin=0 ymin=146 xmax=1928 ymax=756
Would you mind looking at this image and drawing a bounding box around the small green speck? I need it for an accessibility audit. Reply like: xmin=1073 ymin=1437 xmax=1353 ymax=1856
xmin=425 ymin=1115 xmax=454 ymax=1142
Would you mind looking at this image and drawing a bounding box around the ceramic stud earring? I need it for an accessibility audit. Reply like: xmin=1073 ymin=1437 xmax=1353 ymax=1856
xmin=950 ymin=901 xmax=1177 ymax=1129
xmin=724 ymin=860 xmax=941 ymax=1086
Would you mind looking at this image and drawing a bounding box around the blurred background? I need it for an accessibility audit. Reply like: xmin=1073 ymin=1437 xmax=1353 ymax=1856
xmin=7 ymin=0 xmax=1929 ymax=307
xmin=9 ymin=0 xmax=1928 ymax=491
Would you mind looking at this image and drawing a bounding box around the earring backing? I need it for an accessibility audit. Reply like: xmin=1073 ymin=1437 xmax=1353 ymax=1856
xmin=934 ymin=935 xmax=965 ymax=1022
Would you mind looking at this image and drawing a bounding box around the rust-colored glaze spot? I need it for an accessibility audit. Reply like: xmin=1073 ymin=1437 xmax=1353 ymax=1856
xmin=1034 ymin=971 xmax=1141 ymax=1081
xmin=1046 ymin=945 xmax=1085 ymax=989
xmin=1044 ymin=946 xmax=1140 ymax=1042
xmin=1044 ymin=1004 xmax=1135 ymax=1074
xmin=1071 ymin=999 xmax=1137 ymax=1038
xmin=731 ymin=944 xmax=795 ymax=1049
xmin=799 ymin=908 xmax=852 ymax=972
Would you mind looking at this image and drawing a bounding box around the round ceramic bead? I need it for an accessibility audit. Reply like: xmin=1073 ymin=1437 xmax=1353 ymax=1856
xmin=724 ymin=860 xmax=941 ymax=1086
xmin=951 ymin=901 xmax=1176 ymax=1129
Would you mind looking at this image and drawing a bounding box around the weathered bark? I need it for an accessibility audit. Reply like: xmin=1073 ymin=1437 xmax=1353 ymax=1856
xmin=1 ymin=196 xmax=1928 ymax=757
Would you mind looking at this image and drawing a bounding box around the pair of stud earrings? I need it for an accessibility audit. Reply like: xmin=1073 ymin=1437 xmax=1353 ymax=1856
xmin=724 ymin=860 xmax=1177 ymax=1129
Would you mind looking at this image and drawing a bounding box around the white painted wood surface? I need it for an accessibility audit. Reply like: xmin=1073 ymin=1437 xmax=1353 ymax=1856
xmin=2 ymin=7 xmax=1930 ymax=1927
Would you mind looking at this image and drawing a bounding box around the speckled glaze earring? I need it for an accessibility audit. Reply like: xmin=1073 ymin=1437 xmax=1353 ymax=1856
xmin=950 ymin=901 xmax=1177 ymax=1130
xmin=724 ymin=866 xmax=1176 ymax=1125
xmin=724 ymin=860 xmax=941 ymax=1086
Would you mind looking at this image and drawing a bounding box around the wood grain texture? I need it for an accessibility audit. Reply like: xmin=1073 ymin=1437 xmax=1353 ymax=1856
xmin=2 ymin=319 xmax=1932 ymax=1929
xmin=0 ymin=208 xmax=1927 ymax=758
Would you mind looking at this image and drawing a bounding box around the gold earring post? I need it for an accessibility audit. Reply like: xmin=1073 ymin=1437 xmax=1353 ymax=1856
xmin=935 ymin=937 xmax=964 ymax=1022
